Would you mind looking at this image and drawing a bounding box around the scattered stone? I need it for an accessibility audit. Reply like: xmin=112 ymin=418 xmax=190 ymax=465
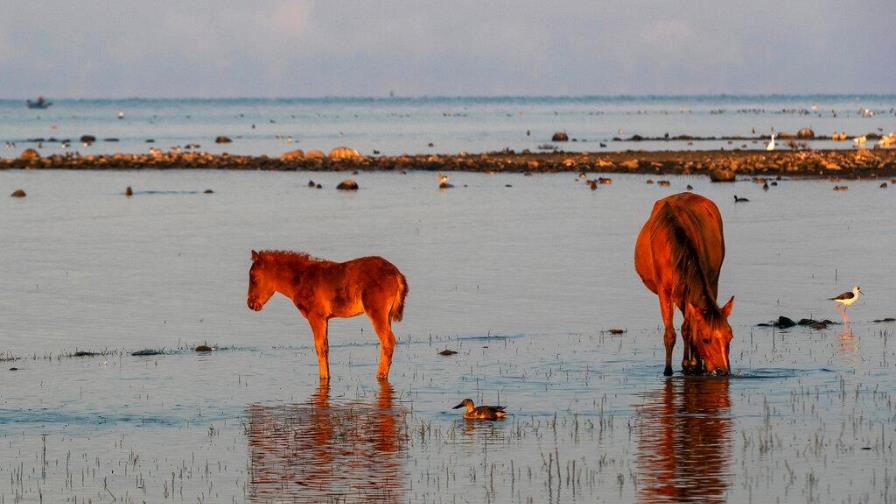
xmin=132 ymin=349 xmax=165 ymax=356
xmin=204 ymin=189 xmax=214 ymax=194
xmin=308 ymin=180 xmax=316 ymax=187
xmin=657 ymin=180 xmax=671 ymax=187
xmin=552 ymin=131 xmax=569 ymax=142
xmin=104 ymin=138 xmax=119 ymax=142
xmin=797 ymin=128 xmax=815 ymax=139
xmin=686 ymin=184 xmax=694 ymax=190
xmin=10 ymin=189 xmax=26 ymax=198
xmin=215 ymin=136 xmax=232 ymax=144
xmin=329 ymin=146 xmax=362 ymax=160
xmin=125 ymin=186 xmax=133 ymax=197
xmin=79 ymin=135 xmax=97 ymax=144
xmin=145 ymin=139 xmax=155 ymax=143
xmin=709 ymin=168 xmax=736 ymax=182
xmin=602 ymin=328 xmax=627 ymax=335
xmin=881 ymin=182 xmax=888 ymax=188
xmin=19 ymin=148 xmax=40 ymax=161
xmin=646 ymin=179 xmax=655 ymax=184
xmin=758 ymin=316 xmax=796 ymax=328
xmin=336 ymin=179 xmax=359 ymax=190
xmin=438 ymin=349 xmax=458 ymax=356
xmin=833 ymin=185 xmax=848 ymax=191
xmin=305 ymin=150 xmax=325 ymax=159
xmin=195 ymin=345 xmax=213 ymax=352
xmin=280 ymin=149 xmax=304 ymax=161
xmin=873 ymin=317 xmax=896 ymax=323
xmin=9 ymin=367 xmax=18 ymax=371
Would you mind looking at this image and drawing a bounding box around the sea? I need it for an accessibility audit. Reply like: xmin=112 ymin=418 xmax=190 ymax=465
xmin=1 ymin=95 xmax=895 ymax=158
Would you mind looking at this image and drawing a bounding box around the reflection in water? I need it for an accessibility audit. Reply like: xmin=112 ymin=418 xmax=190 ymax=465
xmin=247 ymin=382 xmax=408 ymax=503
xmin=637 ymin=378 xmax=732 ymax=504
xmin=838 ymin=322 xmax=858 ymax=355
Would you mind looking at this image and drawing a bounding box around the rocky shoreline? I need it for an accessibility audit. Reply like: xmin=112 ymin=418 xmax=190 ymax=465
xmin=3 ymin=148 xmax=896 ymax=179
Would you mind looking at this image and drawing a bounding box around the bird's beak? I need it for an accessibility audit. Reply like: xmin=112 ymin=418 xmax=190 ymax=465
xmin=452 ymin=402 xmax=465 ymax=409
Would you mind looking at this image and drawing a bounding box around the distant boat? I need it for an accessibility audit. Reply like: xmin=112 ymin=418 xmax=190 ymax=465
xmin=26 ymin=96 xmax=52 ymax=109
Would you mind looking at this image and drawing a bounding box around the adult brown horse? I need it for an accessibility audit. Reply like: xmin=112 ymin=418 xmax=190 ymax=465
xmin=635 ymin=193 xmax=734 ymax=376
xmin=247 ymin=250 xmax=408 ymax=381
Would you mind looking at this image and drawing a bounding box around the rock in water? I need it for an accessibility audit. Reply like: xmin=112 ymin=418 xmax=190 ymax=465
xmin=328 ymin=146 xmax=362 ymax=160
xmin=281 ymin=149 xmax=304 ymax=161
xmin=195 ymin=345 xmax=213 ymax=352
xmin=125 ymin=186 xmax=133 ymax=197
xmin=552 ymin=131 xmax=569 ymax=142
xmin=797 ymin=128 xmax=815 ymax=139
xmin=336 ymin=179 xmax=359 ymax=190
xmin=214 ymin=136 xmax=232 ymax=144
xmin=79 ymin=134 xmax=97 ymax=144
xmin=709 ymin=168 xmax=736 ymax=182
xmin=10 ymin=189 xmax=26 ymax=198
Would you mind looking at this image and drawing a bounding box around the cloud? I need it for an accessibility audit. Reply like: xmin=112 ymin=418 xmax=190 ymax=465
xmin=0 ymin=0 xmax=893 ymax=97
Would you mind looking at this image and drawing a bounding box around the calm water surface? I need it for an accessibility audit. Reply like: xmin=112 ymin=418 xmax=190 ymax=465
xmin=1 ymin=170 xmax=895 ymax=503
xmin=2 ymin=95 xmax=895 ymax=157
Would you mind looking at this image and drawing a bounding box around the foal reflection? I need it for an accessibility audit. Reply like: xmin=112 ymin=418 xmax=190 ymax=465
xmin=637 ymin=378 xmax=732 ymax=504
xmin=247 ymin=381 xmax=407 ymax=503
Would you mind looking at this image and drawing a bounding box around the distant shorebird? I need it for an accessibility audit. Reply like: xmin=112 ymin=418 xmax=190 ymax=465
xmin=766 ymin=133 xmax=776 ymax=151
xmin=831 ymin=286 xmax=861 ymax=308
xmin=453 ymin=399 xmax=507 ymax=420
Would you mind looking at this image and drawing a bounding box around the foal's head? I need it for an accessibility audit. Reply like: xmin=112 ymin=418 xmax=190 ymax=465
xmin=685 ymin=296 xmax=735 ymax=376
xmin=247 ymin=250 xmax=276 ymax=311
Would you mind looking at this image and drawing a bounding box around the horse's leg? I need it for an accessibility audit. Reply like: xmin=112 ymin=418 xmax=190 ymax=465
xmin=366 ymin=308 xmax=396 ymax=381
xmin=681 ymin=318 xmax=693 ymax=374
xmin=659 ymin=291 xmax=676 ymax=377
xmin=307 ymin=316 xmax=330 ymax=381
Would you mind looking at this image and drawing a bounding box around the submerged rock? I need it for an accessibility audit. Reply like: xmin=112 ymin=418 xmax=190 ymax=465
xmin=552 ymin=131 xmax=569 ymax=142
xmin=336 ymin=179 xmax=359 ymax=190
xmin=125 ymin=186 xmax=133 ymax=197
xmin=214 ymin=136 xmax=232 ymax=144
xmin=438 ymin=349 xmax=458 ymax=356
xmin=79 ymin=134 xmax=97 ymax=144
xmin=195 ymin=345 xmax=213 ymax=352
xmin=10 ymin=189 xmax=26 ymax=198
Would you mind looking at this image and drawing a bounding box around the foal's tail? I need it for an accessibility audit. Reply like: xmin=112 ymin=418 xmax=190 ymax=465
xmin=390 ymin=272 xmax=409 ymax=322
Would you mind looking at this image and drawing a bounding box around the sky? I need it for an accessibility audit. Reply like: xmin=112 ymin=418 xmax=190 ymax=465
xmin=1 ymin=0 xmax=894 ymax=98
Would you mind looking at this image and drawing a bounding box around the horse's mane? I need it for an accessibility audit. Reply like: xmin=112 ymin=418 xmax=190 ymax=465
xmin=653 ymin=204 xmax=721 ymax=318
xmin=256 ymin=250 xmax=326 ymax=267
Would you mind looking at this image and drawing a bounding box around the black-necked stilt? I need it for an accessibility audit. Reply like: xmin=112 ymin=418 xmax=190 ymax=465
xmin=831 ymin=286 xmax=861 ymax=307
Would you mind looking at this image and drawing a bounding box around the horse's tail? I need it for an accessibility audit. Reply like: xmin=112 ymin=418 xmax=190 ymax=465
xmin=390 ymin=271 xmax=409 ymax=322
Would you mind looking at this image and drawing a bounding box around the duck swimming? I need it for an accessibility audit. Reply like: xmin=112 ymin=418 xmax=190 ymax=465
xmin=453 ymin=398 xmax=507 ymax=420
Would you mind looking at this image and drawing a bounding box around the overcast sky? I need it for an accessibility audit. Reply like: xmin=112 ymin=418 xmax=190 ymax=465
xmin=2 ymin=1 xmax=893 ymax=98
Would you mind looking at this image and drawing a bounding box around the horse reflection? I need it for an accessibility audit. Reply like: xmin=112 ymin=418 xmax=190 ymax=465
xmin=247 ymin=382 xmax=407 ymax=502
xmin=637 ymin=378 xmax=732 ymax=504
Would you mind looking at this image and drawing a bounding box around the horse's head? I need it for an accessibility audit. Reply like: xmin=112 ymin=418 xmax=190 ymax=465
xmin=685 ymin=296 xmax=734 ymax=376
xmin=247 ymin=250 xmax=275 ymax=311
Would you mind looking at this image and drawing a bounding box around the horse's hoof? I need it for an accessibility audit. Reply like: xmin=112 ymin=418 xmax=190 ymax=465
xmin=663 ymin=367 xmax=673 ymax=377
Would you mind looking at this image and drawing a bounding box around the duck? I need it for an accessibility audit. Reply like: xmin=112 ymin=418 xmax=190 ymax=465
xmin=453 ymin=399 xmax=507 ymax=420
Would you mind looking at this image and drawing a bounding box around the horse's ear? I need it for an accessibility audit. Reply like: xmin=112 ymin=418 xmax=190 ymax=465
xmin=721 ymin=296 xmax=735 ymax=318
xmin=251 ymin=250 xmax=259 ymax=262
xmin=685 ymin=302 xmax=704 ymax=322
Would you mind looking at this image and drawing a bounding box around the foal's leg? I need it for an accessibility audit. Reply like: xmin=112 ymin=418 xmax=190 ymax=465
xmin=366 ymin=308 xmax=396 ymax=381
xmin=659 ymin=291 xmax=676 ymax=377
xmin=307 ymin=316 xmax=330 ymax=381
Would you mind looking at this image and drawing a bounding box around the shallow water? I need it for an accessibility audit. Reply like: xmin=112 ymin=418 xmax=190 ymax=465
xmin=1 ymin=170 xmax=895 ymax=502
xmin=2 ymin=95 xmax=895 ymax=157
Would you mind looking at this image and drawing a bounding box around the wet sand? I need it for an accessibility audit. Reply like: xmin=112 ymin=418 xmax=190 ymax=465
xmin=3 ymin=148 xmax=896 ymax=178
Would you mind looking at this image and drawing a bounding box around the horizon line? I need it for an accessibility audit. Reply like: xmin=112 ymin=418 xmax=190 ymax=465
xmin=3 ymin=93 xmax=896 ymax=102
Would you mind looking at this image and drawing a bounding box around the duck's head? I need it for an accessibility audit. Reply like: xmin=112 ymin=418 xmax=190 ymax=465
xmin=453 ymin=399 xmax=474 ymax=411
